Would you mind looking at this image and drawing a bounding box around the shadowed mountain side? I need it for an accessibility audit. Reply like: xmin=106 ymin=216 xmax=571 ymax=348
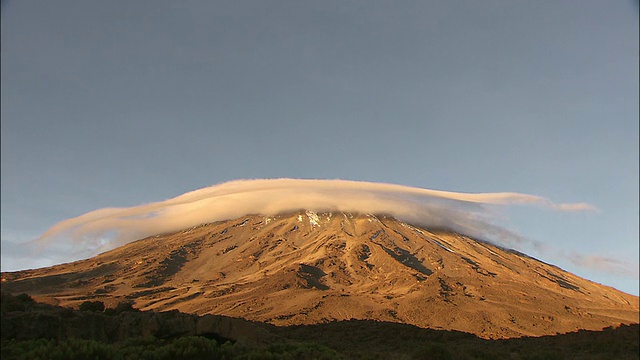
xmin=1 ymin=293 xmax=638 ymax=360
xmin=2 ymin=212 xmax=638 ymax=339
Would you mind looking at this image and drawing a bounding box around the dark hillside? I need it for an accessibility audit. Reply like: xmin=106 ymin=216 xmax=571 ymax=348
xmin=2 ymin=293 xmax=637 ymax=359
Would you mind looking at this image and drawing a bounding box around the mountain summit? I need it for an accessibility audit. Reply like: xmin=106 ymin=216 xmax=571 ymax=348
xmin=2 ymin=211 xmax=637 ymax=339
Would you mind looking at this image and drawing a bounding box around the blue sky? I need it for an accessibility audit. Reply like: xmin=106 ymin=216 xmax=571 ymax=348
xmin=1 ymin=1 xmax=638 ymax=295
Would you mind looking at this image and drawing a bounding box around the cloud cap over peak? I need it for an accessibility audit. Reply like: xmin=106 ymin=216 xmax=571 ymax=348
xmin=31 ymin=178 xmax=599 ymax=270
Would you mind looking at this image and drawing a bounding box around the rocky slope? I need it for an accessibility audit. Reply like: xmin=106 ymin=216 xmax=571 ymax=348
xmin=2 ymin=211 xmax=638 ymax=339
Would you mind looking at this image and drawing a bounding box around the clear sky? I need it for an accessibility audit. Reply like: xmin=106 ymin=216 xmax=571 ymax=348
xmin=1 ymin=1 xmax=638 ymax=295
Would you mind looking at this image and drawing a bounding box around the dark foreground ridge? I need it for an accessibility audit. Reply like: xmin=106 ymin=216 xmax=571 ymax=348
xmin=2 ymin=292 xmax=638 ymax=359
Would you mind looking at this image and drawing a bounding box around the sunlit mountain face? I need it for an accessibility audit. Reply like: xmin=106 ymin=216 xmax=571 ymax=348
xmin=3 ymin=211 xmax=637 ymax=339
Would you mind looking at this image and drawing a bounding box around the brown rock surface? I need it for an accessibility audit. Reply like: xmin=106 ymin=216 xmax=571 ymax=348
xmin=2 ymin=211 xmax=638 ymax=339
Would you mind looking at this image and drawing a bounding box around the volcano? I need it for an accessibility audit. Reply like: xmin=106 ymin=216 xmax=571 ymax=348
xmin=2 ymin=210 xmax=637 ymax=339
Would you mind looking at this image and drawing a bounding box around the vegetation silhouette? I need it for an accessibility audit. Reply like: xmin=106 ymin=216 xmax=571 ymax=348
xmin=1 ymin=292 xmax=638 ymax=359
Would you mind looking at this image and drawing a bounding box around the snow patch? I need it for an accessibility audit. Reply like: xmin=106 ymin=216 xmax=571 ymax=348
xmin=429 ymin=237 xmax=455 ymax=253
xmin=306 ymin=210 xmax=320 ymax=227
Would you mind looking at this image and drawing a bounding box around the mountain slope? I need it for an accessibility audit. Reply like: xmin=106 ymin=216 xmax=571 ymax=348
xmin=2 ymin=211 xmax=638 ymax=339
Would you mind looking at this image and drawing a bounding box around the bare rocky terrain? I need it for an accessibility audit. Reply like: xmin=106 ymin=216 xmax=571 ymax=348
xmin=2 ymin=211 xmax=638 ymax=340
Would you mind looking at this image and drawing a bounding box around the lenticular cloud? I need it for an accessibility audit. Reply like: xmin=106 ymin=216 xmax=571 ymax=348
xmin=33 ymin=178 xmax=595 ymax=262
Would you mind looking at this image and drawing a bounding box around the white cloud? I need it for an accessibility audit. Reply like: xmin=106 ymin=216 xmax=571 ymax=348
xmin=566 ymin=253 xmax=640 ymax=279
xmin=25 ymin=178 xmax=597 ymax=269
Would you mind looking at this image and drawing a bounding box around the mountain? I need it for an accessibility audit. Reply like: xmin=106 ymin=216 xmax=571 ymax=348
xmin=2 ymin=211 xmax=638 ymax=339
